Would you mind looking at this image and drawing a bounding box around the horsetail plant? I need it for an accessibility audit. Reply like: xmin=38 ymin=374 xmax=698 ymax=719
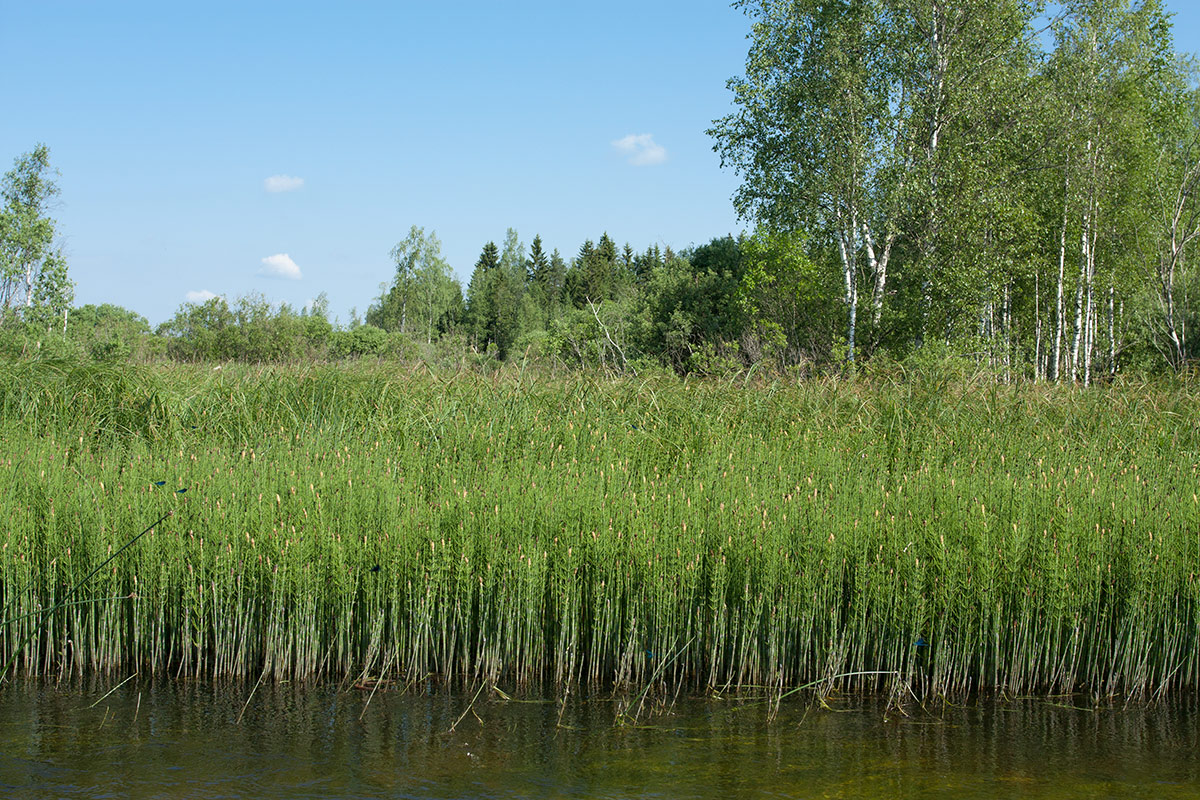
xmin=0 ymin=481 xmax=186 ymax=683
xmin=0 ymin=360 xmax=1197 ymax=703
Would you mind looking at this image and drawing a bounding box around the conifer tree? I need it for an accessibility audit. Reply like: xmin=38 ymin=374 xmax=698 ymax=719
xmin=528 ymin=234 xmax=548 ymax=284
xmin=466 ymin=242 xmax=500 ymax=349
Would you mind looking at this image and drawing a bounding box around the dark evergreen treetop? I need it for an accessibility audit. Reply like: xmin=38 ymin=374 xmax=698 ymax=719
xmin=528 ymin=235 xmax=548 ymax=284
xmin=475 ymin=241 xmax=500 ymax=272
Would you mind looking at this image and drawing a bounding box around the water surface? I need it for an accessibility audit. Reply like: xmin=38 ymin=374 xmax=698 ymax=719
xmin=0 ymin=680 xmax=1196 ymax=798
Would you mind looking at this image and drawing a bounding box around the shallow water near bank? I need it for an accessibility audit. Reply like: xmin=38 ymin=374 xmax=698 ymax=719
xmin=0 ymin=680 xmax=1197 ymax=799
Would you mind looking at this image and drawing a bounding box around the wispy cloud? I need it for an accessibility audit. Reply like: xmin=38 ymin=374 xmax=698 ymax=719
xmin=264 ymin=174 xmax=304 ymax=193
xmin=612 ymin=133 xmax=667 ymax=166
xmin=260 ymin=253 xmax=302 ymax=280
xmin=185 ymin=289 xmax=219 ymax=303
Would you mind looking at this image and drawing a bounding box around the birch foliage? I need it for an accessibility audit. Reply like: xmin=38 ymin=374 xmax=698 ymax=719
xmin=367 ymin=226 xmax=461 ymax=344
xmin=711 ymin=0 xmax=1198 ymax=375
xmin=711 ymin=0 xmax=907 ymax=363
xmin=711 ymin=0 xmax=1039 ymax=362
xmin=0 ymin=145 xmax=73 ymax=330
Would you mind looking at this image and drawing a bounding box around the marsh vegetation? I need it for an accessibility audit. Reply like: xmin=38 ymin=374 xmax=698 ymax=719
xmin=0 ymin=361 xmax=1196 ymax=703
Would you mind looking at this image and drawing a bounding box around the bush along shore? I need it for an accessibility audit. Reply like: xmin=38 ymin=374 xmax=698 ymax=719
xmin=0 ymin=360 xmax=1197 ymax=702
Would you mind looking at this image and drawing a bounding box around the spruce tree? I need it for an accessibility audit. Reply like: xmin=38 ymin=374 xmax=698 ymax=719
xmin=466 ymin=242 xmax=500 ymax=349
xmin=529 ymin=234 xmax=549 ymax=284
xmin=597 ymin=233 xmax=618 ymax=264
xmin=544 ymin=249 xmax=567 ymax=320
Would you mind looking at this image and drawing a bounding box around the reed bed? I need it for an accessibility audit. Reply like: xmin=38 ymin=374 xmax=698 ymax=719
xmin=0 ymin=359 xmax=1197 ymax=701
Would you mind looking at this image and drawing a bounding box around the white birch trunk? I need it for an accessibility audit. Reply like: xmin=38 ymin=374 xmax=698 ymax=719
xmin=1159 ymin=148 xmax=1200 ymax=369
xmin=1071 ymin=222 xmax=1087 ymax=382
xmin=862 ymin=223 xmax=893 ymax=331
xmin=1164 ymin=256 xmax=1184 ymax=367
xmin=1053 ymin=170 xmax=1069 ymax=382
xmin=916 ymin=2 xmax=948 ymax=349
xmin=1084 ymin=199 xmax=1098 ymax=386
xmin=1002 ymin=284 xmax=1011 ymax=383
xmin=1035 ymin=270 xmax=1043 ymax=382
xmin=837 ymin=218 xmax=859 ymax=364
xmin=1083 ymin=275 xmax=1094 ymax=387
xmin=1108 ymin=284 xmax=1116 ymax=376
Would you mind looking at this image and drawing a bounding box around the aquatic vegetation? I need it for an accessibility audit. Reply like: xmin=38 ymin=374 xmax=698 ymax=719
xmin=0 ymin=361 xmax=1197 ymax=701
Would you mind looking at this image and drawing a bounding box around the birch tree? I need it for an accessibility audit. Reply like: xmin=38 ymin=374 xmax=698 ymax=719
xmin=893 ymin=0 xmax=1041 ymax=355
xmin=710 ymin=0 xmax=905 ymax=364
xmin=368 ymin=226 xmax=461 ymax=343
xmin=1046 ymin=0 xmax=1174 ymax=383
xmin=0 ymin=145 xmax=73 ymax=330
xmin=1142 ymin=83 xmax=1200 ymax=369
xmin=711 ymin=1 xmax=1041 ymax=362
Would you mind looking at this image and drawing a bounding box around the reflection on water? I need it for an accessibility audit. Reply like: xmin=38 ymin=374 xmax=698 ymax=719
xmin=0 ymin=679 xmax=1197 ymax=799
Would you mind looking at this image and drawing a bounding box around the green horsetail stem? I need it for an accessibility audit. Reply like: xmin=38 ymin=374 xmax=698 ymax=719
xmin=0 ymin=360 xmax=1196 ymax=701
xmin=0 ymin=506 xmax=175 ymax=682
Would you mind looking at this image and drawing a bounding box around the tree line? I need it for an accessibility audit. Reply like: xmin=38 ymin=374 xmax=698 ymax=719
xmin=3 ymin=0 xmax=1198 ymax=378
xmin=710 ymin=0 xmax=1200 ymax=382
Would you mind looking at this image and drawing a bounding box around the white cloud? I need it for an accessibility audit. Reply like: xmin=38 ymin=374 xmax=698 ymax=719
xmin=185 ymin=290 xmax=219 ymax=303
xmin=264 ymin=174 xmax=304 ymax=193
xmin=612 ymin=133 xmax=667 ymax=166
xmin=259 ymin=253 xmax=303 ymax=280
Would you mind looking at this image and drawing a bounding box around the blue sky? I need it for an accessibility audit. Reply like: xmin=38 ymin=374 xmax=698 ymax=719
xmin=2 ymin=1 xmax=1198 ymax=326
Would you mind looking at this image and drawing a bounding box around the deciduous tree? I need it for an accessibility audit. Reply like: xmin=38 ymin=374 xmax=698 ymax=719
xmin=0 ymin=145 xmax=73 ymax=330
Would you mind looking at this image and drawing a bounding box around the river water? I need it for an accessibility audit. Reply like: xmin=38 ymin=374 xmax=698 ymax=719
xmin=0 ymin=680 xmax=1196 ymax=798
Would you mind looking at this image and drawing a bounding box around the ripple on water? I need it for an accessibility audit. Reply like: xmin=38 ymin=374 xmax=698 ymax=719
xmin=0 ymin=682 xmax=1196 ymax=799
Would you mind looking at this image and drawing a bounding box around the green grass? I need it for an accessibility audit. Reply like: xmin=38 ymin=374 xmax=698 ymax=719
xmin=1 ymin=359 xmax=1198 ymax=701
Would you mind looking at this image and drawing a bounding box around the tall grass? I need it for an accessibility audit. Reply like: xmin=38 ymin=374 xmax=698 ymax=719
xmin=1 ymin=360 xmax=1197 ymax=701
